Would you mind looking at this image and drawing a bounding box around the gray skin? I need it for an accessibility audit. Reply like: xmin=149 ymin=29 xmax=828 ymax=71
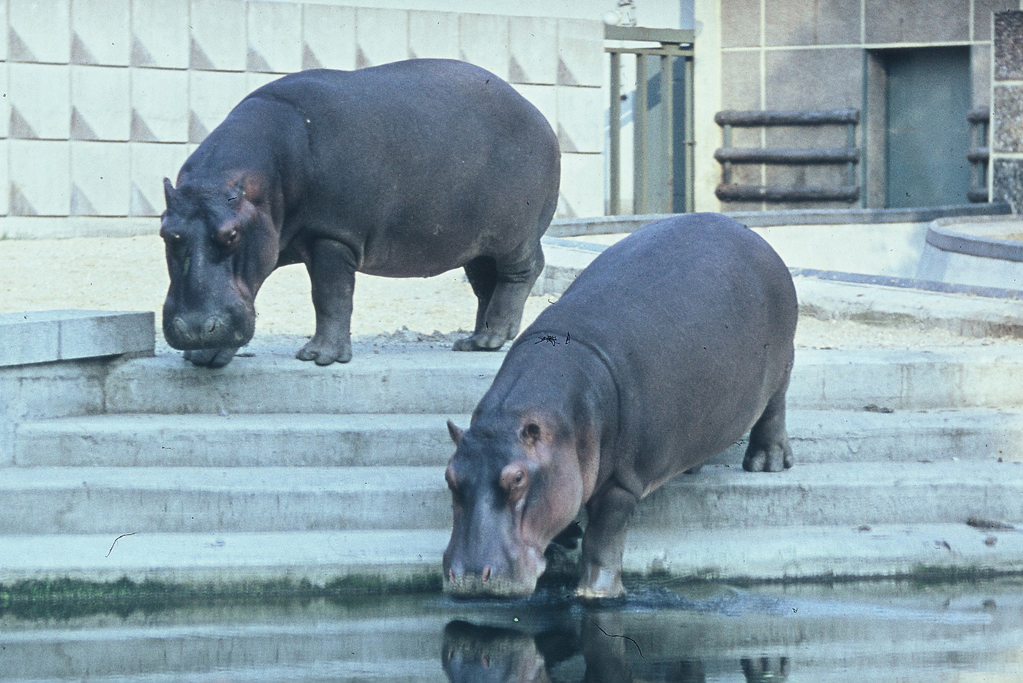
xmin=160 ymin=59 xmax=560 ymax=368
xmin=443 ymin=213 xmax=798 ymax=599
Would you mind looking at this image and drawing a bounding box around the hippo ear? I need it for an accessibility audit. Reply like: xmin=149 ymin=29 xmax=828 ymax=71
xmin=520 ymin=423 xmax=542 ymax=445
xmin=447 ymin=420 xmax=464 ymax=445
xmin=163 ymin=178 xmax=175 ymax=207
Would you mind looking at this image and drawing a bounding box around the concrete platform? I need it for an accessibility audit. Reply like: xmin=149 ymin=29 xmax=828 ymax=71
xmin=0 ymin=310 xmax=153 ymax=367
xmin=15 ymin=408 xmax=1023 ymax=468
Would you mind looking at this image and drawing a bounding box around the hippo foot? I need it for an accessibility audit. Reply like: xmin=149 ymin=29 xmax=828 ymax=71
xmin=183 ymin=347 xmax=238 ymax=368
xmin=576 ymin=564 xmax=625 ymax=600
xmin=296 ymin=338 xmax=352 ymax=365
xmin=452 ymin=331 xmax=507 ymax=352
xmin=742 ymin=439 xmax=793 ymax=472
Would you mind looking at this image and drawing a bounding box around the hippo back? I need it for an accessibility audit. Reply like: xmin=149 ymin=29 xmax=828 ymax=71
xmin=519 ymin=213 xmax=797 ymax=488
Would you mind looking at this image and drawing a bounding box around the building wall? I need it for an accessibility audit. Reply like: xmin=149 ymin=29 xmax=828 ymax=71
xmin=0 ymin=0 xmax=609 ymax=239
xmin=696 ymin=0 xmax=1022 ymax=212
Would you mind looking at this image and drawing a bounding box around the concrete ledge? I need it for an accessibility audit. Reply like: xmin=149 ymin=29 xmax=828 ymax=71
xmin=0 ymin=310 xmax=155 ymax=367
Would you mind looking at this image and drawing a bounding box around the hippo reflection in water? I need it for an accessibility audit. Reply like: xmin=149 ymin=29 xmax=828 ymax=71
xmin=160 ymin=59 xmax=559 ymax=368
xmin=443 ymin=214 xmax=798 ymax=599
xmin=441 ymin=616 xmax=791 ymax=682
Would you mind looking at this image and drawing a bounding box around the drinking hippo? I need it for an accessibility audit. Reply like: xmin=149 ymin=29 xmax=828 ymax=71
xmin=443 ymin=213 xmax=798 ymax=599
xmin=160 ymin=59 xmax=560 ymax=367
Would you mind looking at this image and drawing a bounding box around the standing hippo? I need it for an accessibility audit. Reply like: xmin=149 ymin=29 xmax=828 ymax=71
xmin=443 ymin=213 xmax=798 ymax=599
xmin=160 ymin=59 xmax=560 ymax=367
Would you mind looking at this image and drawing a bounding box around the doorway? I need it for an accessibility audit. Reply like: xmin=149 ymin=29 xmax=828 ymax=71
xmin=882 ymin=47 xmax=972 ymax=208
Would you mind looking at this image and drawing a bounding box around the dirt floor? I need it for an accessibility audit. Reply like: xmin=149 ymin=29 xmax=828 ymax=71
xmin=0 ymin=235 xmax=1007 ymax=355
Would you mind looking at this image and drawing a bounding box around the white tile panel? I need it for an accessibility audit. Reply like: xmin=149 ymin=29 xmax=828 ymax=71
xmin=355 ymin=7 xmax=409 ymax=68
xmin=188 ymin=70 xmax=249 ymax=144
xmin=557 ymin=19 xmax=603 ymax=87
xmin=131 ymin=0 xmax=188 ymax=69
xmin=130 ymin=142 xmax=189 ymax=216
xmin=190 ymin=0 xmax=246 ymax=72
xmin=556 ymin=85 xmax=604 ymax=153
xmin=301 ymin=4 xmax=356 ymax=71
xmin=509 ymin=16 xmax=556 ymax=85
xmin=459 ymin=14 xmax=509 ymax=81
xmin=72 ymin=0 xmax=130 ymax=66
xmin=71 ymin=141 xmax=130 ymax=215
xmin=9 ymin=140 xmax=71 ymax=216
xmin=71 ymin=66 xmax=131 ymax=141
xmin=131 ymin=68 xmax=188 ymax=143
xmin=9 ymin=63 xmax=71 ymax=140
xmin=247 ymin=1 xmax=302 ymax=74
xmin=511 ymin=83 xmax=556 ymax=133
xmin=9 ymin=0 xmax=71 ymax=64
xmin=558 ymin=152 xmax=603 ymax=219
xmin=408 ymin=10 xmax=459 ymax=61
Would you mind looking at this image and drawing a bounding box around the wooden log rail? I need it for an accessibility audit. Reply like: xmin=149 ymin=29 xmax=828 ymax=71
xmin=714 ymin=108 xmax=861 ymax=204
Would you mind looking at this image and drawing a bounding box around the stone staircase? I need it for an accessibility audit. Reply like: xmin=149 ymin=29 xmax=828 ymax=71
xmin=5 ymin=342 xmax=1023 ymax=588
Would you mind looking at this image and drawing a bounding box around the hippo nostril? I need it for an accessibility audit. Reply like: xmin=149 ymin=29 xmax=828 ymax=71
xmin=448 ymin=569 xmax=456 ymax=583
xmin=173 ymin=317 xmax=189 ymax=335
xmin=205 ymin=317 xmax=218 ymax=334
xmin=482 ymin=566 xmax=491 ymax=582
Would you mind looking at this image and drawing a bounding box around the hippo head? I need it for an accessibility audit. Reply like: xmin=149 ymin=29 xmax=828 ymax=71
xmin=441 ymin=620 xmax=552 ymax=683
xmin=160 ymin=174 xmax=280 ymax=365
xmin=443 ymin=416 xmax=586 ymax=599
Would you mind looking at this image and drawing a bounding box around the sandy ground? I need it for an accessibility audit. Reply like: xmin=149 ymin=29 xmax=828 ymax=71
xmin=0 ymin=235 xmax=1007 ymax=354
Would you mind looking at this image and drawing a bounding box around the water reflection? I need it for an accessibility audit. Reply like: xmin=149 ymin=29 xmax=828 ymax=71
xmin=0 ymin=580 xmax=1020 ymax=681
xmin=442 ymin=611 xmax=791 ymax=683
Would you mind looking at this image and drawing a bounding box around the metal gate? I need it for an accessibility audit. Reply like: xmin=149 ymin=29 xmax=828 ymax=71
xmin=605 ymin=25 xmax=694 ymax=215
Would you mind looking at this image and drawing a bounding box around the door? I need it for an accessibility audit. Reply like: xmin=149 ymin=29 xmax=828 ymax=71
xmin=884 ymin=47 xmax=972 ymax=208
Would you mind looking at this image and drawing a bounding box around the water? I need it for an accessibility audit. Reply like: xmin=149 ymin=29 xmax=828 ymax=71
xmin=1 ymin=579 xmax=1021 ymax=681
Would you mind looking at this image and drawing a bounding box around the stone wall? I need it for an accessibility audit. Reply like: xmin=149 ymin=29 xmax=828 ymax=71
xmin=0 ymin=0 xmax=605 ymax=239
xmin=992 ymin=9 xmax=1023 ymax=212
xmin=702 ymin=0 xmax=1020 ymax=212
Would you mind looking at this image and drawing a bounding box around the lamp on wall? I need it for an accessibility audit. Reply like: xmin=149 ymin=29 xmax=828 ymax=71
xmin=603 ymin=0 xmax=637 ymax=27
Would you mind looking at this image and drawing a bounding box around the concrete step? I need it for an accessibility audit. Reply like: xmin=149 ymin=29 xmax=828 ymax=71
xmin=1 ymin=520 xmax=1021 ymax=589
xmin=102 ymin=347 xmax=505 ymax=415
xmin=14 ymin=408 xmax=1023 ymax=469
xmin=635 ymin=461 xmax=1023 ymax=531
xmin=13 ymin=413 xmax=472 ymax=467
xmin=2 ymin=462 xmax=1022 ymax=536
xmin=100 ymin=346 xmax=1023 ymax=415
xmin=0 ymin=466 xmax=450 ymax=535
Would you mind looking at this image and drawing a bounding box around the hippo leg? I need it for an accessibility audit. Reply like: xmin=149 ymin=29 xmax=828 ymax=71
xmin=454 ymin=247 xmax=544 ymax=351
xmin=743 ymin=378 xmax=794 ymax=472
xmin=184 ymin=347 xmax=239 ymax=368
xmin=577 ymin=482 xmax=638 ymax=599
xmin=296 ymin=239 xmax=355 ymax=365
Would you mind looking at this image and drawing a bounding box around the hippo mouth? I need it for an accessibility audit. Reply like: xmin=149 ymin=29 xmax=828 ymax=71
xmin=162 ymin=307 xmax=255 ymax=351
xmin=443 ymin=545 xmax=546 ymax=599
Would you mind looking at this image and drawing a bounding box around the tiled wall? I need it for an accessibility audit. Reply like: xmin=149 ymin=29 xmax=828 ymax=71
xmin=992 ymin=10 xmax=1023 ymax=211
xmin=716 ymin=0 xmax=1020 ymax=211
xmin=0 ymin=0 xmax=604 ymax=238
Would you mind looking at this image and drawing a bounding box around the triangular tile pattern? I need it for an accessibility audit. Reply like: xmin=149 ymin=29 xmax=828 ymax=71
xmin=557 ymin=57 xmax=579 ymax=86
xmin=188 ymin=112 xmax=208 ymax=144
xmin=302 ymin=45 xmax=322 ymax=70
xmin=190 ymin=38 xmax=215 ymax=71
xmin=356 ymin=47 xmax=370 ymax=70
xmin=10 ymin=185 xmax=36 ymax=216
xmin=70 ymin=108 xmax=99 ymax=141
xmin=557 ymin=192 xmax=574 ymax=219
xmin=247 ymin=47 xmax=273 ymax=73
xmin=508 ymin=55 xmax=528 ymax=84
xmin=130 ymin=183 xmax=157 ymax=216
xmin=9 ymin=108 xmax=38 ymax=139
xmin=70 ymin=184 xmax=97 ymax=216
xmin=71 ymin=33 xmax=97 ymax=65
xmin=8 ymin=29 xmax=35 ymax=62
xmin=131 ymin=37 xmax=155 ymax=67
xmin=557 ymin=123 xmax=578 ymax=153
xmin=130 ymin=110 xmax=158 ymax=142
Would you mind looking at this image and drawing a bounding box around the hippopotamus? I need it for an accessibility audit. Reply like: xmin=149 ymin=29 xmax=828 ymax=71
xmin=443 ymin=213 xmax=798 ymax=599
xmin=160 ymin=59 xmax=560 ymax=367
